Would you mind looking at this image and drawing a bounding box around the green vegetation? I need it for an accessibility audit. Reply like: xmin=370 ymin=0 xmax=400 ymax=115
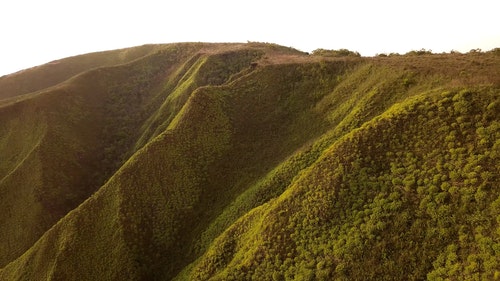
xmin=311 ymin=48 xmax=361 ymax=57
xmin=405 ymin=48 xmax=434 ymax=56
xmin=0 ymin=43 xmax=498 ymax=280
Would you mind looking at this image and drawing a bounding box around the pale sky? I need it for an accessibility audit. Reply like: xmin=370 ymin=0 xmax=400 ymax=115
xmin=1 ymin=0 xmax=499 ymax=76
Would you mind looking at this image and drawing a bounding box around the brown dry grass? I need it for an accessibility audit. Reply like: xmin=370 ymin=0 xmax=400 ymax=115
xmin=371 ymin=52 xmax=500 ymax=86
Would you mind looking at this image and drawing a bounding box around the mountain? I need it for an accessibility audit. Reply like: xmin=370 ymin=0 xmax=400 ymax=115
xmin=0 ymin=42 xmax=498 ymax=280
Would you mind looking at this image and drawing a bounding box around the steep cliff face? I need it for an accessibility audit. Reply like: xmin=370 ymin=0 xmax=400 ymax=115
xmin=0 ymin=43 xmax=498 ymax=280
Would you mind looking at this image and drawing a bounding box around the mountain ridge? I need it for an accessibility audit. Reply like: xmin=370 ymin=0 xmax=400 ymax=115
xmin=0 ymin=42 xmax=498 ymax=280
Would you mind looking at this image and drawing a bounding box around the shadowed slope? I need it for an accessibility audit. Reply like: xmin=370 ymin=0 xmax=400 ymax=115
xmin=0 ymin=42 xmax=304 ymax=277
xmin=0 ymin=43 xmax=226 ymax=267
xmin=0 ymin=68 xmax=123 ymax=267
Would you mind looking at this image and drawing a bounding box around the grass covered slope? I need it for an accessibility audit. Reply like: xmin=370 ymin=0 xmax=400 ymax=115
xmin=0 ymin=44 xmax=163 ymax=100
xmin=187 ymin=87 xmax=499 ymax=280
xmin=0 ymin=44 xmax=499 ymax=280
xmin=0 ymin=42 xmax=283 ymax=270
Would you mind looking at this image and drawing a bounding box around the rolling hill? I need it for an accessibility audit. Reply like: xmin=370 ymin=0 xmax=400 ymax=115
xmin=0 ymin=42 xmax=498 ymax=280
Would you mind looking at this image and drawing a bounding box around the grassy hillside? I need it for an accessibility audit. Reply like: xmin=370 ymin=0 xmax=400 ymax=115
xmin=0 ymin=43 xmax=498 ymax=280
xmin=0 ymin=44 xmax=163 ymax=100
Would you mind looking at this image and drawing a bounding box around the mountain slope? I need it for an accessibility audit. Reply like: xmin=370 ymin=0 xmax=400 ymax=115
xmin=0 ymin=44 xmax=163 ymax=100
xmin=0 ymin=43 xmax=498 ymax=280
xmin=186 ymin=87 xmax=499 ymax=280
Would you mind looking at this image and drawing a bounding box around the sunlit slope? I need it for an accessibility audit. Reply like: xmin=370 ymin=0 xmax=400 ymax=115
xmin=186 ymin=86 xmax=499 ymax=280
xmin=177 ymin=52 xmax=499 ymax=280
xmin=0 ymin=44 xmax=498 ymax=281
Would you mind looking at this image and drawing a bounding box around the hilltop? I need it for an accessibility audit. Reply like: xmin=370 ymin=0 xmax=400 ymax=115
xmin=0 ymin=42 xmax=499 ymax=280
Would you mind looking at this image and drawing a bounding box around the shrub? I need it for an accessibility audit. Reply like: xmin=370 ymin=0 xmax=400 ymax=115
xmin=311 ymin=48 xmax=361 ymax=57
xmin=405 ymin=48 xmax=433 ymax=56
